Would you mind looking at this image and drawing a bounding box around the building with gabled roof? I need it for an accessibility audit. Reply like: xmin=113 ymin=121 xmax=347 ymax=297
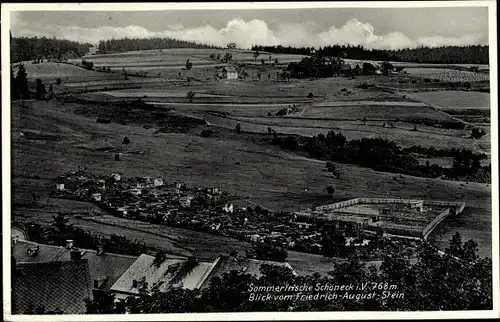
xmin=200 ymin=255 xmax=297 ymax=289
xmin=12 ymin=240 xmax=137 ymax=294
xmin=109 ymin=254 xmax=216 ymax=300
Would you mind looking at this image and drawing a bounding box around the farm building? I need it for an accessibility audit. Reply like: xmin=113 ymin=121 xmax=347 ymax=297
xmin=339 ymin=64 xmax=353 ymax=77
xmin=216 ymin=66 xmax=238 ymax=80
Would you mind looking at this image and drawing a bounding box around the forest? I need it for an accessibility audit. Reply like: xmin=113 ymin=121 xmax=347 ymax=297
xmin=252 ymin=44 xmax=489 ymax=64
xmin=97 ymin=37 xmax=221 ymax=54
xmin=10 ymin=35 xmax=93 ymax=63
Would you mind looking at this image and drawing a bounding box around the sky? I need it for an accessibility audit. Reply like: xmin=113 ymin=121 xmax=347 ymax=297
xmin=9 ymin=7 xmax=489 ymax=50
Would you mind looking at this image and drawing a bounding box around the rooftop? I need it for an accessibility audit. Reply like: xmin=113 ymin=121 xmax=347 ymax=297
xmin=12 ymin=240 xmax=137 ymax=290
xmin=110 ymin=254 xmax=215 ymax=295
xmin=12 ymin=260 xmax=92 ymax=314
xmin=200 ymin=255 xmax=296 ymax=289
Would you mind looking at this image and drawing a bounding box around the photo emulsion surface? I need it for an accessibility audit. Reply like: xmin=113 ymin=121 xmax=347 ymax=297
xmin=3 ymin=2 xmax=498 ymax=319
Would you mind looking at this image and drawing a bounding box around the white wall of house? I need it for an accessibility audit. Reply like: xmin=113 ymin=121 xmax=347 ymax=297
xmin=227 ymin=72 xmax=238 ymax=80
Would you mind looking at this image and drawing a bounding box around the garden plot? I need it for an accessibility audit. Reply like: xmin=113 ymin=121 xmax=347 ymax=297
xmin=408 ymin=91 xmax=490 ymax=109
xmin=404 ymin=68 xmax=490 ymax=82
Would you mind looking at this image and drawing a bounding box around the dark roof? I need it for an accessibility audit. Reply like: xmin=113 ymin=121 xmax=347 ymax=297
xmin=222 ymin=66 xmax=237 ymax=72
xmin=12 ymin=260 xmax=92 ymax=314
xmin=340 ymin=64 xmax=352 ymax=71
xmin=13 ymin=241 xmax=137 ymax=290
xmin=200 ymin=255 xmax=296 ymax=289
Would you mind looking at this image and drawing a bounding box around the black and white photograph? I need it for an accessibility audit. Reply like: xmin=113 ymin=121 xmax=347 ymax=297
xmin=2 ymin=2 xmax=498 ymax=320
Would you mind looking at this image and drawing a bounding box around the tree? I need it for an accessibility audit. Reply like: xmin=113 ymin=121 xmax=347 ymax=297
xmin=235 ymin=123 xmax=242 ymax=133
xmin=274 ymin=58 xmax=279 ymax=64
xmin=325 ymin=185 xmax=335 ymax=195
xmin=185 ymin=59 xmax=193 ymax=70
xmin=187 ymin=91 xmax=195 ymax=103
xmin=227 ymin=42 xmax=236 ymax=49
xmin=325 ymin=161 xmax=336 ymax=173
xmin=52 ymin=213 xmax=73 ymax=234
xmin=15 ymin=63 xmax=30 ymax=100
xmin=122 ymin=136 xmax=131 ymax=150
xmin=321 ymin=229 xmax=346 ymax=257
xmin=35 ymin=79 xmax=47 ymax=100
xmin=261 ymin=58 xmax=265 ymax=65
xmin=253 ymin=51 xmax=260 ymax=63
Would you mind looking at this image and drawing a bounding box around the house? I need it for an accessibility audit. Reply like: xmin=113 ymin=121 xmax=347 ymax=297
xmin=110 ymin=173 xmax=121 ymax=181
xmin=91 ymin=193 xmax=102 ymax=202
xmin=410 ymin=200 xmax=424 ymax=212
xmin=216 ymin=66 xmax=238 ymax=80
xmin=117 ymin=207 xmax=128 ymax=217
xmin=179 ymin=195 xmax=195 ymax=208
xmin=126 ymin=188 xmax=142 ymax=196
xmin=153 ymin=177 xmax=164 ymax=187
xmin=55 ymin=183 xmax=65 ymax=191
xmin=295 ymin=222 xmax=313 ymax=229
xmin=340 ymin=64 xmax=352 ymax=77
xmin=222 ymin=204 xmax=234 ymax=213
xmin=109 ymin=254 xmax=216 ymax=300
xmin=200 ymin=255 xmax=297 ymax=289
xmin=250 ymin=234 xmax=261 ymax=242
xmin=12 ymin=240 xmax=137 ymax=296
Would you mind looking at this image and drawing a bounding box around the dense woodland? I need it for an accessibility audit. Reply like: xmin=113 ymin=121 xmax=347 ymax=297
xmin=97 ymin=37 xmax=221 ymax=54
xmin=10 ymin=35 xmax=93 ymax=63
xmin=252 ymin=44 xmax=489 ymax=64
xmin=269 ymin=131 xmax=490 ymax=183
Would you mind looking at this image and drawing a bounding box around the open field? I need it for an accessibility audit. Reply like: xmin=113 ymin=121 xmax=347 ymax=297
xmin=302 ymin=102 xmax=457 ymax=123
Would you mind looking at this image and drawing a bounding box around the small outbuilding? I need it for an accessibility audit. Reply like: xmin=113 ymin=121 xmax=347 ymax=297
xmin=216 ymin=66 xmax=238 ymax=80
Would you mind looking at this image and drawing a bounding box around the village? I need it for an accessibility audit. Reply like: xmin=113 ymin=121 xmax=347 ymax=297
xmin=52 ymin=167 xmax=379 ymax=255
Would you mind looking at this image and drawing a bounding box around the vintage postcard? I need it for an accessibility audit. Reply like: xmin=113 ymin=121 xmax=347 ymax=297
xmin=2 ymin=1 xmax=498 ymax=321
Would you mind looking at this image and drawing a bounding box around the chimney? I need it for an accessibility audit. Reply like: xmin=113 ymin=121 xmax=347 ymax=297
xmin=70 ymin=249 xmax=83 ymax=261
xmin=66 ymin=240 xmax=74 ymax=249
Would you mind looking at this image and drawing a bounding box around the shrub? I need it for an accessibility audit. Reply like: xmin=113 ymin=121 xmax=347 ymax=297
xmin=307 ymin=92 xmax=314 ymax=98
xmin=200 ymin=129 xmax=213 ymax=137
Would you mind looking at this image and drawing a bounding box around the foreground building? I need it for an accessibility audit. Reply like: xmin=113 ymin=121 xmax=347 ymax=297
xmin=11 ymin=235 xmax=296 ymax=313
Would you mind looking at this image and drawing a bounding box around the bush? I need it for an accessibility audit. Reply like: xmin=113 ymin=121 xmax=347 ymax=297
xmin=200 ymin=129 xmax=213 ymax=137
xmin=307 ymin=93 xmax=314 ymax=98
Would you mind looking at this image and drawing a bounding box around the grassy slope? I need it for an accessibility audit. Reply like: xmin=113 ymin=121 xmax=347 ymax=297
xmin=11 ymin=99 xmax=492 ymax=258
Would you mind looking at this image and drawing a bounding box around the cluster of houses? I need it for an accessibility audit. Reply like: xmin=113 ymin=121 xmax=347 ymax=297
xmin=11 ymin=229 xmax=296 ymax=314
xmin=52 ymin=168 xmax=370 ymax=255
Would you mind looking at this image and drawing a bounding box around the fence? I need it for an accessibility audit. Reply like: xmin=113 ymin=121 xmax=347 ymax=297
xmin=308 ymin=198 xmax=466 ymax=240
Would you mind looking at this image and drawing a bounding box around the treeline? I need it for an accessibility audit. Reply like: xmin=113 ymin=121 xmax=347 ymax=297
xmin=97 ymin=37 xmax=221 ymax=54
xmin=10 ymin=35 xmax=93 ymax=62
xmin=251 ymin=44 xmax=489 ymax=64
xmin=269 ymin=131 xmax=489 ymax=182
